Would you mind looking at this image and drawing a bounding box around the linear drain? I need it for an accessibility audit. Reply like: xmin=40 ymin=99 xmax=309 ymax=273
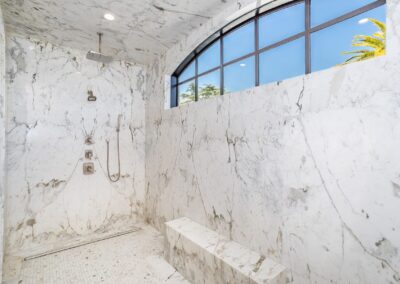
xmin=24 ymin=227 xmax=141 ymax=261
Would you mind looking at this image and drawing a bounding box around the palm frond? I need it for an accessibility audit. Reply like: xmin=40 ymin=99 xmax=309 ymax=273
xmin=373 ymin=31 xmax=385 ymax=39
xmin=341 ymin=18 xmax=386 ymax=65
xmin=368 ymin=18 xmax=386 ymax=35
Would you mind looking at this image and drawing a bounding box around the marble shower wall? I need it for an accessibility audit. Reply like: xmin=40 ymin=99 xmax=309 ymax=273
xmin=0 ymin=4 xmax=6 ymax=280
xmin=5 ymin=34 xmax=146 ymax=256
xmin=145 ymin=0 xmax=400 ymax=283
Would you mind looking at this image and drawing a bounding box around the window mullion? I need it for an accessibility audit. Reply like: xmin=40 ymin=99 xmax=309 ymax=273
xmin=255 ymin=14 xmax=260 ymax=87
xmin=176 ymin=84 xmax=179 ymax=107
xmin=220 ymin=32 xmax=224 ymax=96
xmin=305 ymin=0 xmax=311 ymax=74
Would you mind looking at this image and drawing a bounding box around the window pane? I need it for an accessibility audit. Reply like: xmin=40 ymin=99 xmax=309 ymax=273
xmin=178 ymin=80 xmax=195 ymax=105
xmin=259 ymin=2 xmax=305 ymax=48
xmin=223 ymin=21 xmax=255 ymax=63
xmin=311 ymin=5 xmax=385 ymax=72
xmin=198 ymin=40 xmax=221 ymax=74
xmin=178 ymin=61 xmax=195 ymax=83
xmin=224 ymin=57 xmax=255 ymax=94
xmin=311 ymin=0 xmax=377 ymax=27
xmin=198 ymin=69 xmax=221 ymax=100
xmin=260 ymin=37 xmax=305 ymax=85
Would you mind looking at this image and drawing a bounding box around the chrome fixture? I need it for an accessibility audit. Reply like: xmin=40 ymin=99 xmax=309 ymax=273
xmin=87 ymin=90 xmax=97 ymax=101
xmin=86 ymin=33 xmax=113 ymax=64
xmin=106 ymin=115 xmax=122 ymax=182
xmin=85 ymin=136 xmax=94 ymax=145
xmin=85 ymin=150 xmax=93 ymax=160
xmin=83 ymin=162 xmax=95 ymax=175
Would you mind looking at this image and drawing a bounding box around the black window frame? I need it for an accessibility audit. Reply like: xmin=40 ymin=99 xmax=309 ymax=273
xmin=171 ymin=0 xmax=386 ymax=108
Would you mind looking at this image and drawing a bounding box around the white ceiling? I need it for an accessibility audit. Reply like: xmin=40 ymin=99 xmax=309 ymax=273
xmin=2 ymin=0 xmax=232 ymax=64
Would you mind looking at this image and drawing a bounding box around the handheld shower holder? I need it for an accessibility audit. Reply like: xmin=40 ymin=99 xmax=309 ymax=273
xmin=87 ymin=90 xmax=97 ymax=101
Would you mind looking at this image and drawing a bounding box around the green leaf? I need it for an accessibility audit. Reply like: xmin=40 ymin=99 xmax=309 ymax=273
xmin=341 ymin=18 xmax=386 ymax=64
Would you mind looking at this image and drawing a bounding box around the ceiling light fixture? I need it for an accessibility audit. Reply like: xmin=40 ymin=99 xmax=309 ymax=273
xmin=358 ymin=18 xmax=369 ymax=24
xmin=240 ymin=63 xmax=246 ymax=67
xmin=104 ymin=13 xmax=115 ymax=21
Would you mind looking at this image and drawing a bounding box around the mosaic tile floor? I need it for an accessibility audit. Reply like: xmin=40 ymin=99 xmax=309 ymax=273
xmin=5 ymin=224 xmax=188 ymax=284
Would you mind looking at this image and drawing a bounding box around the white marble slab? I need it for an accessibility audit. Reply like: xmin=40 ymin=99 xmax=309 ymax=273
xmin=165 ymin=217 xmax=286 ymax=284
xmin=0 ymin=0 xmax=399 ymax=283
xmin=5 ymin=34 xmax=146 ymax=257
xmin=145 ymin=0 xmax=400 ymax=283
xmin=0 ymin=4 xmax=6 ymax=282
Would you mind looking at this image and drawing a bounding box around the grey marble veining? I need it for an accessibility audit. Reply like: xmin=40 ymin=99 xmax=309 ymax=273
xmin=5 ymin=34 xmax=146 ymax=257
xmin=1 ymin=0 xmax=400 ymax=282
xmin=144 ymin=0 xmax=400 ymax=283
xmin=1 ymin=0 xmax=235 ymax=64
xmin=0 ymin=4 xmax=6 ymax=282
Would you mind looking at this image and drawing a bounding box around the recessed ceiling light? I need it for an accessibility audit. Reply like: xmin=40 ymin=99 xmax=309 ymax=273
xmin=104 ymin=13 xmax=115 ymax=21
xmin=240 ymin=63 xmax=246 ymax=67
xmin=358 ymin=18 xmax=369 ymax=24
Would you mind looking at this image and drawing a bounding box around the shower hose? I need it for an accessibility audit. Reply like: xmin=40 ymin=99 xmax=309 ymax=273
xmin=106 ymin=128 xmax=121 ymax=183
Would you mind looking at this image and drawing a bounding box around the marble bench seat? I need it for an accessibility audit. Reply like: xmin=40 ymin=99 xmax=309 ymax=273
xmin=164 ymin=217 xmax=286 ymax=284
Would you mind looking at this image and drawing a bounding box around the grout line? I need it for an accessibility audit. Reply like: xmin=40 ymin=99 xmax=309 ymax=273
xmin=24 ymin=227 xmax=142 ymax=261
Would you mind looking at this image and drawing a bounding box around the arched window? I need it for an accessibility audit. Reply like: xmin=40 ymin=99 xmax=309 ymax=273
xmin=171 ymin=0 xmax=386 ymax=107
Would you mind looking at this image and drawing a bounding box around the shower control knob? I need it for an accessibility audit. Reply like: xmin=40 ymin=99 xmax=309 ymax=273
xmin=85 ymin=150 xmax=93 ymax=160
xmin=85 ymin=136 xmax=94 ymax=145
xmin=83 ymin=162 xmax=95 ymax=175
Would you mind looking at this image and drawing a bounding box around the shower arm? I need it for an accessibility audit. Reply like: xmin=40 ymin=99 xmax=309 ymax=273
xmin=98 ymin=32 xmax=103 ymax=53
xmin=86 ymin=32 xmax=113 ymax=64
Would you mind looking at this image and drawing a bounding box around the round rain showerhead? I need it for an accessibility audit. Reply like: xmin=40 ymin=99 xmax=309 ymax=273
xmin=87 ymin=32 xmax=113 ymax=63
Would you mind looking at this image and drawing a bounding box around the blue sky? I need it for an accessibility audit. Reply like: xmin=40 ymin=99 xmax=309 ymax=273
xmin=311 ymin=0 xmax=377 ymax=27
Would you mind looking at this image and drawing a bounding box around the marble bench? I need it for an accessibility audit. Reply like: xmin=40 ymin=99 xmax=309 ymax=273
xmin=164 ymin=217 xmax=286 ymax=284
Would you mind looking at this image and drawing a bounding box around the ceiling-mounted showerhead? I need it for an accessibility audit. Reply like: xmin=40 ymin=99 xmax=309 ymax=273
xmin=87 ymin=50 xmax=113 ymax=64
xmin=86 ymin=32 xmax=113 ymax=64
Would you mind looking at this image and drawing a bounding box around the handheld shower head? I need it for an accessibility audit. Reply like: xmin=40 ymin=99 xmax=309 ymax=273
xmin=87 ymin=33 xmax=113 ymax=63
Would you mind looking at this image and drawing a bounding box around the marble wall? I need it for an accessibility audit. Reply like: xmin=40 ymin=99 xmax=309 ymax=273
xmin=145 ymin=0 xmax=400 ymax=283
xmin=0 ymin=4 xmax=6 ymax=281
xmin=5 ymin=34 xmax=146 ymax=257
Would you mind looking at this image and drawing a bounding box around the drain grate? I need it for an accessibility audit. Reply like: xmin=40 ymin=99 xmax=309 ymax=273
xmin=24 ymin=227 xmax=141 ymax=261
